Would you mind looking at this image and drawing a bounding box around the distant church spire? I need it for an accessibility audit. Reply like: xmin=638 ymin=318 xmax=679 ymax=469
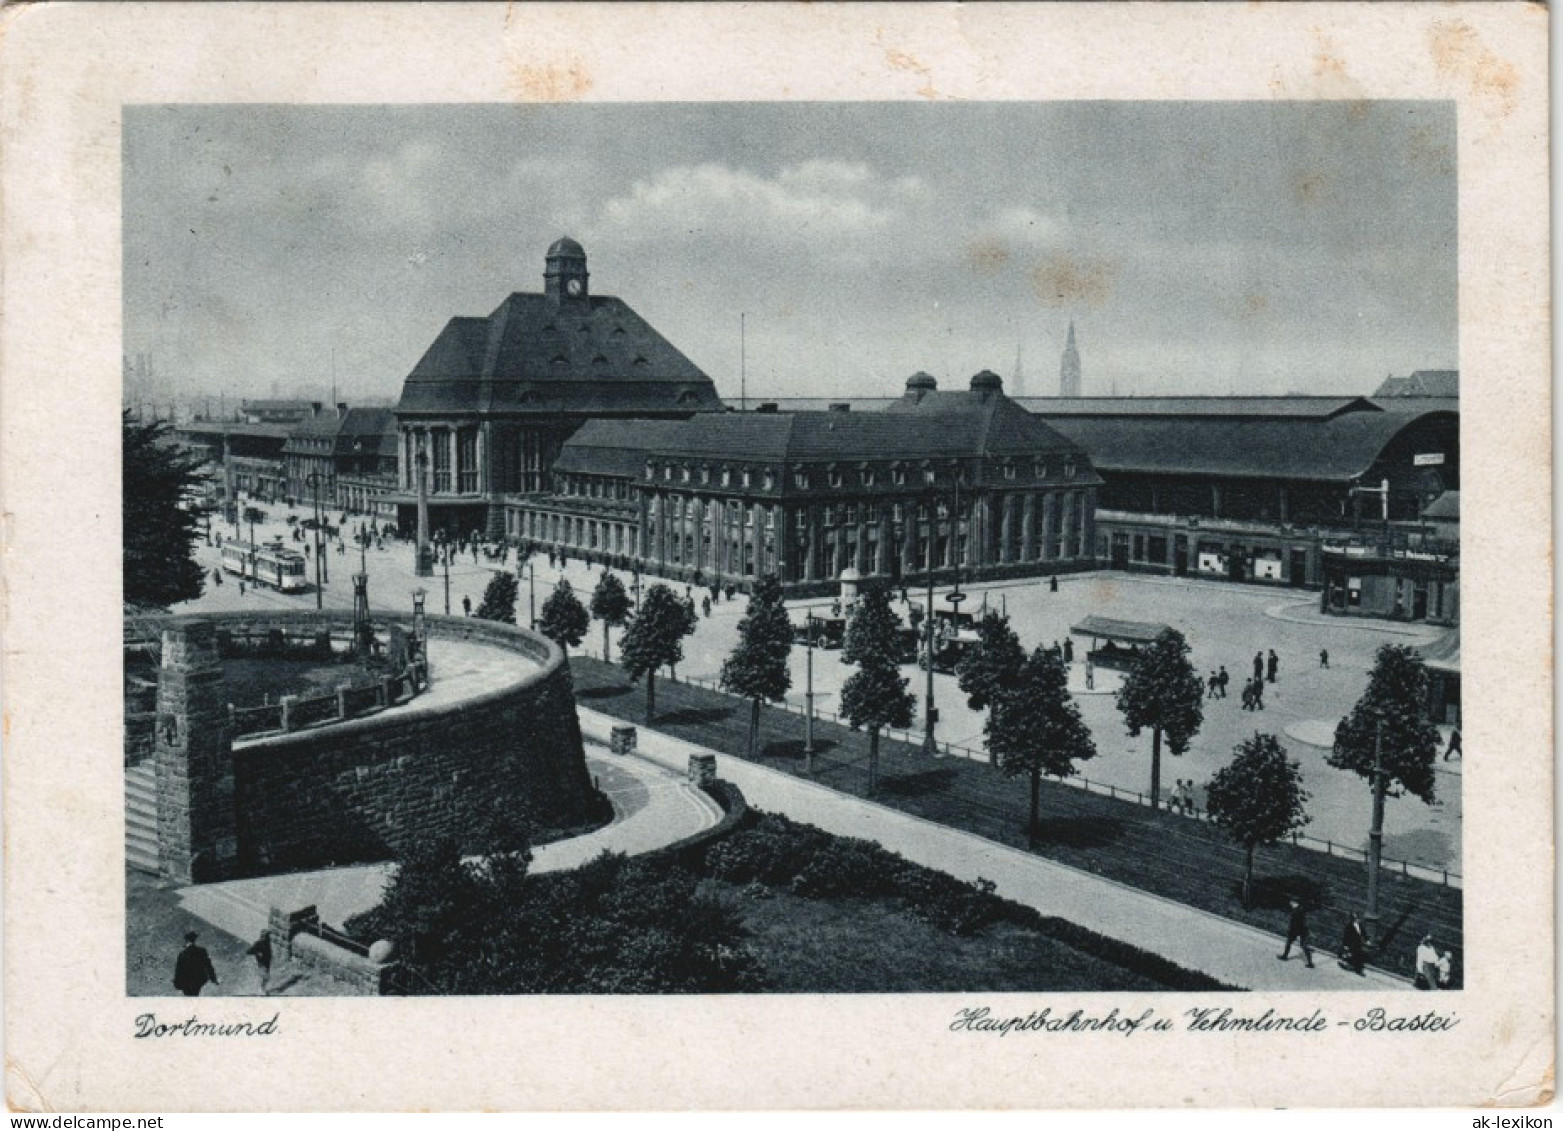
xmin=1060 ymin=320 xmax=1081 ymax=398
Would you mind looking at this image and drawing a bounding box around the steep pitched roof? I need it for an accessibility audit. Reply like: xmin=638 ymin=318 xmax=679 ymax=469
xmin=397 ymin=292 xmax=722 ymax=416
xmin=553 ymin=387 xmax=1098 ymax=484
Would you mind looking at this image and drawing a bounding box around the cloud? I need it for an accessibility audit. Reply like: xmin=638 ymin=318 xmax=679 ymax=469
xmin=591 ymin=161 xmax=906 ymax=247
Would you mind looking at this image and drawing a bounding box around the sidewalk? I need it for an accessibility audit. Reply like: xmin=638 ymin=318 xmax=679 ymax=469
xmin=580 ymin=708 xmax=1408 ymax=992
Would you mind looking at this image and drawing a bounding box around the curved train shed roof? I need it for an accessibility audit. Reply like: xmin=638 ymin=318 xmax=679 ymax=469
xmin=1031 ymin=397 xmax=1456 ymax=483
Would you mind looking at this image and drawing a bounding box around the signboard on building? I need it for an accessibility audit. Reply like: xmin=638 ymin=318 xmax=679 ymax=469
xmin=1414 ymin=452 xmax=1446 ymax=466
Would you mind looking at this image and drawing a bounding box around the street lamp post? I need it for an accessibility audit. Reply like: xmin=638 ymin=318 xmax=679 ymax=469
xmin=1365 ymin=713 xmax=1388 ymax=946
xmin=442 ymin=543 xmax=452 ymax=616
xmin=414 ymin=444 xmax=433 ymax=578
xmin=304 ymin=473 xmax=328 ymax=609
xmin=803 ymin=611 xmax=816 ymax=771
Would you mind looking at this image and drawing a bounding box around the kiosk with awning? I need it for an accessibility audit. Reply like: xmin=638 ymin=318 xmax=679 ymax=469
xmin=1070 ymin=614 xmax=1173 ymax=671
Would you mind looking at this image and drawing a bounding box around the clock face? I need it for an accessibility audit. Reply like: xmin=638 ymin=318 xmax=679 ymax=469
xmin=566 ymin=278 xmax=583 ymax=297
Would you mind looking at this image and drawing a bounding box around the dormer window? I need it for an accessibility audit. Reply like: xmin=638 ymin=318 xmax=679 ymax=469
xmin=742 ymin=468 xmax=753 ymax=489
xmin=721 ymin=467 xmax=732 ymax=488
xmin=892 ymin=465 xmax=907 ymax=487
xmin=1064 ymin=458 xmax=1077 ymax=480
xmin=663 ymin=464 xmax=673 ymax=481
xmin=827 ymin=465 xmax=843 ymax=488
xmin=699 ymin=466 xmax=710 ymax=485
xmin=793 ymin=467 xmax=808 ymax=489
xmin=680 ymin=465 xmax=691 ymax=483
xmin=763 ymin=469 xmax=775 ymax=490
xmin=862 ymin=467 xmax=876 ymax=488
xmin=645 ymin=462 xmax=655 ymax=481
xmin=923 ymin=466 xmax=937 ymax=485
xmin=1003 ymin=461 xmax=1017 ymax=481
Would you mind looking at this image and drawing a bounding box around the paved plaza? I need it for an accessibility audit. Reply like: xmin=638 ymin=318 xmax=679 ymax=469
xmin=181 ymin=497 xmax=1461 ymax=875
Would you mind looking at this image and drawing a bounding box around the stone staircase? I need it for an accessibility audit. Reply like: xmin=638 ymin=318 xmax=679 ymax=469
xmin=125 ymin=761 xmax=159 ymax=874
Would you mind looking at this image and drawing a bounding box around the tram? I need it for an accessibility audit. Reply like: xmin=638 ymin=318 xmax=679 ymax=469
xmin=219 ymin=539 xmax=309 ymax=592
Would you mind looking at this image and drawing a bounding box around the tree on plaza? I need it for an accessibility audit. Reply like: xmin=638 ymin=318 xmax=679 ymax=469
xmin=1327 ymin=643 xmax=1440 ymax=803
xmin=719 ymin=574 xmax=794 ymax=759
xmin=839 ymin=583 xmax=915 ymax=795
xmin=956 ymin=609 xmax=1027 ymax=765
xmin=987 ymin=646 xmax=1097 ymax=847
xmin=1328 ymin=643 xmax=1441 ymax=909
xmin=589 ymin=571 xmax=633 ymax=664
xmin=474 ymin=571 xmax=519 ymax=624
xmin=1114 ymin=627 xmax=1204 ymax=811
xmin=619 ymin=583 xmax=694 ymax=724
xmin=537 ymin=578 xmax=590 ymax=654
xmin=1204 ymin=733 xmax=1312 ymax=908
xmin=123 ymin=410 xmax=208 ymax=609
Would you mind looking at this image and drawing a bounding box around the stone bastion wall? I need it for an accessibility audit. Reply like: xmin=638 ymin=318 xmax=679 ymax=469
xmin=131 ymin=611 xmax=596 ymax=883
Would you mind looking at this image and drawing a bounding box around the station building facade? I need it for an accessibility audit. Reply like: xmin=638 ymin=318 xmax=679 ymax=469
xmin=507 ymin=371 xmax=1101 ymax=595
xmin=1019 ymin=395 xmax=1459 ymax=623
xmin=390 ymin=239 xmax=724 ymax=540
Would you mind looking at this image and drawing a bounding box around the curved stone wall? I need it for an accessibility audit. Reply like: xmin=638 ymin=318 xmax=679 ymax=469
xmin=135 ymin=612 xmax=596 ymax=881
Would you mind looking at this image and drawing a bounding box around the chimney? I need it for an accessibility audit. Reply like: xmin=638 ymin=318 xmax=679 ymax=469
xmin=756 ymin=402 xmax=779 ymax=414
xmin=337 ymin=402 xmax=349 ymax=419
xmin=828 ymin=403 xmax=850 ymax=413
xmin=311 ymin=401 xmax=323 ymax=417
xmin=905 ymin=372 xmax=938 ymax=404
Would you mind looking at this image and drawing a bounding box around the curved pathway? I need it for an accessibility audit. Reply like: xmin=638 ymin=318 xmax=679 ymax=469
xmin=174 ymin=743 xmax=722 ymax=946
xmin=579 ymin=708 xmax=1407 ymax=992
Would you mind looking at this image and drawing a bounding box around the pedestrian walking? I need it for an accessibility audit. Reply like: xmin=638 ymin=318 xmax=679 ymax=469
xmin=1062 ymin=638 xmax=1074 ymax=664
xmin=1084 ymin=658 xmax=1095 ymax=691
xmin=1240 ymin=678 xmax=1254 ymax=711
xmin=238 ymin=580 xmax=246 ymax=595
xmin=1415 ymin=935 xmax=1443 ymax=989
xmin=1217 ymin=666 xmax=1229 ymax=698
xmin=1049 ymin=575 xmax=1059 ymax=593
xmin=702 ymin=596 xmax=711 ymax=618
xmin=1207 ymin=671 xmax=1220 ymax=699
xmin=1338 ymin=914 xmax=1367 ymax=975
xmin=173 ymin=931 xmax=219 ymax=996
xmin=1251 ymin=678 xmax=1265 ymax=710
xmin=1267 ymin=648 xmax=1279 ymax=683
xmin=247 ymin=932 xmax=273 ymax=995
xmin=1319 ymin=648 xmax=1330 ymax=669
xmin=1444 ymin=728 xmax=1462 ymax=761
xmin=462 ymin=595 xmax=472 ymax=617
xmin=1276 ymin=898 xmax=1314 ymax=967
xmin=1181 ymin=779 xmax=1198 ymax=817
xmin=1253 ymin=651 xmax=1264 ymax=682
xmin=1169 ymin=780 xmax=1185 ymax=814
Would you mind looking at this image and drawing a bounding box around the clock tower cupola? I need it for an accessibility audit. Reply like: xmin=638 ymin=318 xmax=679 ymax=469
xmin=544 ymin=236 xmax=590 ymax=304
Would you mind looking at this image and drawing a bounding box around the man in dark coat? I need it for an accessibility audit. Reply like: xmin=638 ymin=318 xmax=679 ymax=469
xmin=1253 ymin=651 xmax=1264 ymax=682
xmin=173 ymin=931 xmax=219 ymax=996
xmin=1276 ymin=898 xmax=1314 ymax=967
xmin=1267 ymin=648 xmax=1279 ymax=683
xmin=1338 ymin=914 xmax=1367 ymax=975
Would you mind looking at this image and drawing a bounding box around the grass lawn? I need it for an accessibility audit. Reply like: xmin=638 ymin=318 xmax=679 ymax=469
xmin=572 ymin=657 xmax=1462 ymax=985
xmin=730 ymin=885 xmax=1219 ymax=993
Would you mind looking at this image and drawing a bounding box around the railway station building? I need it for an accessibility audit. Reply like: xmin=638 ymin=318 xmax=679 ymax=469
xmin=508 ymin=370 xmax=1101 ymax=595
xmin=1022 ymin=395 xmax=1459 ymax=623
xmin=390 ymin=238 xmax=725 ymax=540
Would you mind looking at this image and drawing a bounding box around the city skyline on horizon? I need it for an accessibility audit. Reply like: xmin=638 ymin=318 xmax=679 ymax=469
xmin=124 ymin=102 xmax=1458 ymax=408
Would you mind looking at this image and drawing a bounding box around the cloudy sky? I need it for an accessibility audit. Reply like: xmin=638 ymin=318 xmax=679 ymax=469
xmin=123 ymin=102 xmax=1456 ymax=406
